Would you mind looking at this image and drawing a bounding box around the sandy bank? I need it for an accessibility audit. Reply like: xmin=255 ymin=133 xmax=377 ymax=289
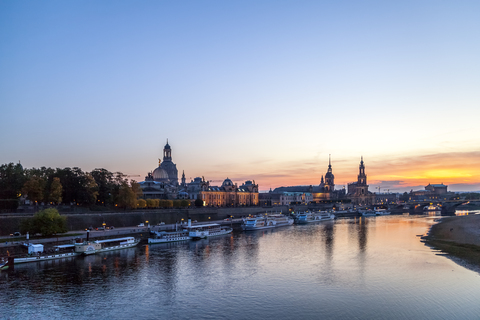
xmin=426 ymin=214 xmax=480 ymax=272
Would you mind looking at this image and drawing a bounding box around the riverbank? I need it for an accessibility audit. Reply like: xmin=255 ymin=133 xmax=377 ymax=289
xmin=425 ymin=214 xmax=480 ymax=273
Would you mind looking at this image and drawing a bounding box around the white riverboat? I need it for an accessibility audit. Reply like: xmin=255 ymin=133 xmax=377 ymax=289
xmin=374 ymin=208 xmax=391 ymax=215
xmin=242 ymin=214 xmax=294 ymax=231
xmin=148 ymin=230 xmax=191 ymax=244
xmin=424 ymin=205 xmax=441 ymax=212
xmin=359 ymin=209 xmax=376 ymax=217
xmin=12 ymin=243 xmax=81 ymax=264
xmin=74 ymin=237 xmax=140 ymax=255
xmin=185 ymin=223 xmax=232 ymax=240
xmin=295 ymin=211 xmax=335 ymax=224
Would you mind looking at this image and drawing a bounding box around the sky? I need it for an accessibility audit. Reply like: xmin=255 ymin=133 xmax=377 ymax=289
xmin=1 ymin=1 xmax=479 ymax=193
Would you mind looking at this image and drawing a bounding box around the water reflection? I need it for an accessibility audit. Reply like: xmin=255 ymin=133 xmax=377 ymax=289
xmin=455 ymin=209 xmax=480 ymax=216
xmin=2 ymin=216 xmax=480 ymax=320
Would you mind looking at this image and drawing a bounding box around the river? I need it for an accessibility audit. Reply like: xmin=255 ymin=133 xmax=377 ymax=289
xmin=1 ymin=215 xmax=480 ymax=320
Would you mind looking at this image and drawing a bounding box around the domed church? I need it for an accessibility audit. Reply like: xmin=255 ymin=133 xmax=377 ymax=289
xmin=151 ymin=140 xmax=178 ymax=185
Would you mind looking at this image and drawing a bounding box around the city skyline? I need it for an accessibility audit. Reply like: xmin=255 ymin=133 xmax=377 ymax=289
xmin=1 ymin=1 xmax=479 ymax=193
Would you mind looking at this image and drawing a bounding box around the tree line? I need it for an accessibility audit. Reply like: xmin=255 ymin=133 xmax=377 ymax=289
xmin=0 ymin=163 xmax=142 ymax=211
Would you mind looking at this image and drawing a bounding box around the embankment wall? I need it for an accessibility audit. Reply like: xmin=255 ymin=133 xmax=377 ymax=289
xmin=0 ymin=206 xmax=287 ymax=236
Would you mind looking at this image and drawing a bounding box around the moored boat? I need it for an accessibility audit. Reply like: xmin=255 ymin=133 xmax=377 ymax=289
xmin=0 ymin=259 xmax=8 ymax=270
xmin=359 ymin=209 xmax=376 ymax=217
xmin=148 ymin=230 xmax=191 ymax=244
xmin=295 ymin=211 xmax=335 ymax=224
xmin=424 ymin=205 xmax=441 ymax=212
xmin=11 ymin=243 xmax=81 ymax=264
xmin=74 ymin=237 xmax=140 ymax=255
xmin=185 ymin=223 xmax=232 ymax=240
xmin=242 ymin=214 xmax=294 ymax=231
xmin=374 ymin=208 xmax=391 ymax=215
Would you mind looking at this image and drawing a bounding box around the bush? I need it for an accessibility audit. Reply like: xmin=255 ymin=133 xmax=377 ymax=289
xmin=137 ymin=199 xmax=147 ymax=208
xmin=146 ymin=199 xmax=156 ymax=208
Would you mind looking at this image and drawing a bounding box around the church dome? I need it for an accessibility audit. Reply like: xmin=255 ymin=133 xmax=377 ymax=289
xmin=152 ymin=167 xmax=169 ymax=181
xmin=222 ymin=178 xmax=234 ymax=187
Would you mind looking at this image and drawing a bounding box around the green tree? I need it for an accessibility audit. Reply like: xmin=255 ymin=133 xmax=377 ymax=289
xmin=22 ymin=176 xmax=45 ymax=204
xmin=116 ymin=181 xmax=136 ymax=209
xmin=180 ymin=199 xmax=190 ymax=208
xmin=20 ymin=208 xmax=67 ymax=236
xmin=48 ymin=177 xmax=63 ymax=204
xmin=173 ymin=200 xmax=182 ymax=208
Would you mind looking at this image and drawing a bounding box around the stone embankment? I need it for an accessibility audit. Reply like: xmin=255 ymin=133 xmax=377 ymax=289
xmin=0 ymin=206 xmax=287 ymax=236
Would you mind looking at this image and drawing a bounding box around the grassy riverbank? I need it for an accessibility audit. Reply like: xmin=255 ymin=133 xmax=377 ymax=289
xmin=425 ymin=214 xmax=480 ymax=271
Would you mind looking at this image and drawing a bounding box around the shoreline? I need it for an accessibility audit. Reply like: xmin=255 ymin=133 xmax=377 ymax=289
xmin=424 ymin=214 xmax=480 ymax=274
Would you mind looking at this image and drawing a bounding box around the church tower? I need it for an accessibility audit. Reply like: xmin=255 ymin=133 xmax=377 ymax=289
xmin=358 ymin=156 xmax=367 ymax=185
xmin=324 ymin=155 xmax=335 ymax=193
xmin=181 ymin=170 xmax=186 ymax=187
xmin=163 ymin=139 xmax=172 ymax=161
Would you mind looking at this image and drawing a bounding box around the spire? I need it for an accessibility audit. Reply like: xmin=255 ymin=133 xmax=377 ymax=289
xmin=361 ymin=155 xmax=364 ymax=165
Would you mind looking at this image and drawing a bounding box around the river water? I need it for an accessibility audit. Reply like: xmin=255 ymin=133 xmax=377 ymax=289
xmin=1 ymin=215 xmax=480 ymax=320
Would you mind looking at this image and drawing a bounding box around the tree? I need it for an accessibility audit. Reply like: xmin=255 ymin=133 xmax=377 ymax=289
xmin=22 ymin=176 xmax=45 ymax=204
xmin=48 ymin=177 xmax=63 ymax=204
xmin=131 ymin=180 xmax=143 ymax=199
xmin=146 ymin=199 xmax=157 ymax=208
xmin=116 ymin=181 xmax=136 ymax=209
xmin=19 ymin=208 xmax=67 ymax=236
xmin=137 ymin=199 xmax=147 ymax=208
xmin=195 ymin=198 xmax=203 ymax=207
xmin=0 ymin=162 xmax=25 ymax=210
xmin=173 ymin=200 xmax=182 ymax=208
xmin=91 ymin=168 xmax=113 ymax=205
xmin=180 ymin=199 xmax=190 ymax=208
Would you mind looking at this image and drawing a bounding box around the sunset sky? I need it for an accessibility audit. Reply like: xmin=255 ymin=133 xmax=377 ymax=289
xmin=1 ymin=1 xmax=479 ymax=193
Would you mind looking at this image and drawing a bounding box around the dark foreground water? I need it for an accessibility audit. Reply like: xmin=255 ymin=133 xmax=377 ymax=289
xmin=2 ymin=215 xmax=480 ymax=320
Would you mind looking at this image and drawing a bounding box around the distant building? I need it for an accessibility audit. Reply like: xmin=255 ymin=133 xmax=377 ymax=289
xmin=409 ymin=183 xmax=453 ymax=201
xmin=375 ymin=193 xmax=398 ymax=205
xmin=347 ymin=157 xmax=375 ymax=206
xmin=139 ymin=141 xmax=179 ymax=199
xmin=197 ymin=178 xmax=259 ymax=207
xmin=139 ymin=141 xmax=259 ymax=206
xmin=270 ymin=156 xmax=344 ymax=204
xmin=152 ymin=140 xmax=178 ymax=185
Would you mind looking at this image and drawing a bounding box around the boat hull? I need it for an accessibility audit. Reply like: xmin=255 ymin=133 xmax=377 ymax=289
xmin=148 ymin=236 xmax=191 ymax=244
xmin=13 ymin=252 xmax=81 ymax=264
xmin=190 ymin=228 xmax=232 ymax=240
xmin=83 ymin=240 xmax=140 ymax=255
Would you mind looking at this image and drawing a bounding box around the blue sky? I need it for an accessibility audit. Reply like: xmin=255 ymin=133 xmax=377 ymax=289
xmin=1 ymin=1 xmax=479 ymax=192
